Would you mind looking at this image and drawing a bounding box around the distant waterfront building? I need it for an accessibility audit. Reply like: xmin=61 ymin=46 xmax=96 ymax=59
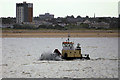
xmin=90 ymin=22 xmax=109 ymax=29
xmin=83 ymin=20 xmax=91 ymax=24
xmin=16 ymin=1 xmax=33 ymax=23
xmin=39 ymin=13 xmax=54 ymax=20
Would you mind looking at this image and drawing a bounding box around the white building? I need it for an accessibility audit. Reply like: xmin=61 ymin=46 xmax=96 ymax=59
xmin=16 ymin=6 xmax=24 ymax=23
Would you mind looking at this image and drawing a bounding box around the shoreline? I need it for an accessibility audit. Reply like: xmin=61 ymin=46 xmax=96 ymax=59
xmin=1 ymin=30 xmax=119 ymax=38
xmin=2 ymin=30 xmax=119 ymax=38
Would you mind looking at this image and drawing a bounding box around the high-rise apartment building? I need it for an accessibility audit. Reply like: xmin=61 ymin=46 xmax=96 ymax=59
xmin=16 ymin=1 xmax=33 ymax=23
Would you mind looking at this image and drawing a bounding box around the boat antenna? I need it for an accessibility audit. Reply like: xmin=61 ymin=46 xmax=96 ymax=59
xmin=68 ymin=34 xmax=70 ymax=42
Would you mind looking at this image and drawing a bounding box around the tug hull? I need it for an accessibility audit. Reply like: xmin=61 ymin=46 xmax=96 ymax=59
xmin=62 ymin=50 xmax=82 ymax=58
xmin=62 ymin=57 xmax=90 ymax=60
xmin=61 ymin=49 xmax=90 ymax=60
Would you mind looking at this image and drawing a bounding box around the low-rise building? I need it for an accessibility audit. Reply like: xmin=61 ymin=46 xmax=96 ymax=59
xmin=90 ymin=22 xmax=110 ymax=29
xmin=58 ymin=23 xmax=66 ymax=27
xmin=39 ymin=13 xmax=54 ymax=20
xmin=83 ymin=20 xmax=91 ymax=24
xmin=1 ymin=24 xmax=14 ymax=28
xmin=76 ymin=22 xmax=82 ymax=26
xmin=23 ymin=20 xmax=53 ymax=27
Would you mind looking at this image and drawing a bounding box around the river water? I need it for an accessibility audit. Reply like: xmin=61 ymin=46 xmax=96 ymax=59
xmin=2 ymin=37 xmax=119 ymax=78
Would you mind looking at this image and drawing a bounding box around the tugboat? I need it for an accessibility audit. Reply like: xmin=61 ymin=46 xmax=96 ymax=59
xmin=40 ymin=35 xmax=90 ymax=60
xmin=61 ymin=35 xmax=90 ymax=60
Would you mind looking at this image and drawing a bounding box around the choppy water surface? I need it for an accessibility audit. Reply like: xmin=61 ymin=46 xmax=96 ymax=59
xmin=2 ymin=37 xmax=119 ymax=78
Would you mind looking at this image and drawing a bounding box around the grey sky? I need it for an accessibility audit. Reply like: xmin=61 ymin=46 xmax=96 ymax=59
xmin=118 ymin=1 xmax=120 ymax=15
xmin=0 ymin=0 xmax=119 ymax=18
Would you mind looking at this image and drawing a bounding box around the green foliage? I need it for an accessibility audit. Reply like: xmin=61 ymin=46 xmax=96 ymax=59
xmin=65 ymin=23 xmax=89 ymax=30
xmin=12 ymin=23 xmax=113 ymax=30
xmin=37 ymin=25 xmax=65 ymax=30
xmin=13 ymin=24 xmax=36 ymax=29
xmin=80 ymin=23 xmax=89 ymax=28
xmin=2 ymin=18 xmax=15 ymax=24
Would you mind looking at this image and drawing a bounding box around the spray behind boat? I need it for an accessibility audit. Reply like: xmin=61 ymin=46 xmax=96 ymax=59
xmin=40 ymin=35 xmax=90 ymax=60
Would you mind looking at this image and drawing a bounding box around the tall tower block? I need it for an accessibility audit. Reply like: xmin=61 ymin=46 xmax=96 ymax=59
xmin=16 ymin=1 xmax=33 ymax=23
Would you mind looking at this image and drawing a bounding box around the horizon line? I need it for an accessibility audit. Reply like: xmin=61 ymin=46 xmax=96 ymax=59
xmin=0 ymin=15 xmax=119 ymax=18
